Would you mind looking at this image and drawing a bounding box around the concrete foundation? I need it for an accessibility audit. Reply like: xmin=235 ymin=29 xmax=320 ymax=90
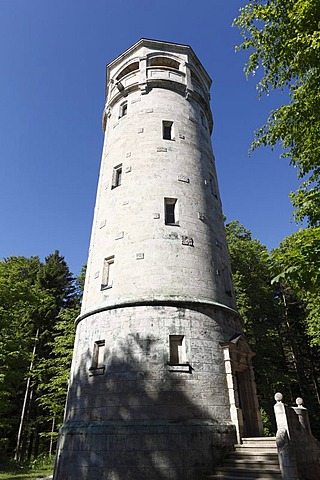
xmin=55 ymin=421 xmax=236 ymax=480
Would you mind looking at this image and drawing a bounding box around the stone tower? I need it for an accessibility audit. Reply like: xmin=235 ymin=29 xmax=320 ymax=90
xmin=54 ymin=39 xmax=262 ymax=480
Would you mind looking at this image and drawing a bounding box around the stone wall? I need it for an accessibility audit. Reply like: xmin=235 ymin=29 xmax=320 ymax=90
xmin=53 ymin=39 xmax=256 ymax=480
xmin=55 ymin=303 xmax=239 ymax=479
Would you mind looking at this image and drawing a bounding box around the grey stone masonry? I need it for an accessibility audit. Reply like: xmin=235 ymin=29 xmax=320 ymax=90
xmin=53 ymin=39 xmax=262 ymax=480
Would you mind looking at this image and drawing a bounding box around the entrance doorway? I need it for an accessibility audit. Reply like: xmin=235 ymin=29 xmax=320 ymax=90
xmin=221 ymin=334 xmax=263 ymax=442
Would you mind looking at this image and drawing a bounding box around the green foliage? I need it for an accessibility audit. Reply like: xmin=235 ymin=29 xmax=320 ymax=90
xmin=271 ymin=227 xmax=320 ymax=291
xmin=271 ymin=227 xmax=320 ymax=346
xmin=37 ymin=307 xmax=77 ymax=427
xmin=31 ymin=252 xmax=79 ymax=454
xmin=0 ymin=455 xmax=54 ymax=479
xmin=260 ymin=407 xmax=275 ymax=436
xmin=77 ymin=264 xmax=87 ymax=296
xmin=235 ymin=0 xmax=320 ymax=225
xmin=0 ymin=252 xmax=79 ymax=460
xmin=0 ymin=257 xmax=42 ymax=436
xmin=235 ymin=0 xmax=320 ymax=421
xmin=226 ymin=220 xmax=320 ymax=433
xmin=225 ymin=221 xmax=289 ymax=423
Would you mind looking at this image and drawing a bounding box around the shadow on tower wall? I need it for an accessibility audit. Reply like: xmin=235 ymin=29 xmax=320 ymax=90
xmin=54 ymin=332 xmax=236 ymax=480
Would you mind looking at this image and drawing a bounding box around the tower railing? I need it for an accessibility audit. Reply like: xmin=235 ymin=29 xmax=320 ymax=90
xmin=273 ymin=392 xmax=320 ymax=480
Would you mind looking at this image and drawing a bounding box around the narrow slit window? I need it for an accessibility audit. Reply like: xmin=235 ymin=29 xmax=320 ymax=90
xmin=101 ymin=256 xmax=114 ymax=290
xmin=119 ymin=101 xmax=128 ymax=118
xmin=164 ymin=198 xmax=178 ymax=225
xmin=222 ymin=266 xmax=232 ymax=297
xmin=169 ymin=335 xmax=186 ymax=364
xmin=163 ymin=121 xmax=173 ymax=140
xmin=209 ymin=174 xmax=218 ymax=198
xmin=201 ymin=111 xmax=207 ymax=128
xmin=112 ymin=164 xmax=122 ymax=189
xmin=90 ymin=340 xmax=105 ymax=371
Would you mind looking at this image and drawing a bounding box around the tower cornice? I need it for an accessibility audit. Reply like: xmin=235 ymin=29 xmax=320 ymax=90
xmin=76 ymin=297 xmax=239 ymax=327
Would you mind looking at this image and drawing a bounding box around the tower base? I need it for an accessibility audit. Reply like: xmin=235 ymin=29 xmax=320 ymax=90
xmin=54 ymin=420 xmax=236 ymax=480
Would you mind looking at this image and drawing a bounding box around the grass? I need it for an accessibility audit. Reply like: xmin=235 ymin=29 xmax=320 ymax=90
xmin=0 ymin=456 xmax=53 ymax=480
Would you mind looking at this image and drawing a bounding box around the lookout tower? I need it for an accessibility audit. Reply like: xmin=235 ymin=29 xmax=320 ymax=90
xmin=54 ymin=39 xmax=262 ymax=480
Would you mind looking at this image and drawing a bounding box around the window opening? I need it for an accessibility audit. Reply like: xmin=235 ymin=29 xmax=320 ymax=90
xmin=101 ymin=256 xmax=114 ymax=290
xmin=164 ymin=198 xmax=178 ymax=225
xmin=222 ymin=266 xmax=232 ymax=296
xmin=90 ymin=340 xmax=105 ymax=371
xmin=191 ymin=70 xmax=205 ymax=90
xmin=201 ymin=111 xmax=207 ymax=128
xmin=119 ymin=102 xmax=128 ymax=118
xmin=163 ymin=121 xmax=173 ymax=140
xmin=149 ymin=57 xmax=180 ymax=70
xmin=117 ymin=62 xmax=139 ymax=81
xmin=112 ymin=164 xmax=122 ymax=189
xmin=169 ymin=335 xmax=186 ymax=364
xmin=209 ymin=174 xmax=218 ymax=198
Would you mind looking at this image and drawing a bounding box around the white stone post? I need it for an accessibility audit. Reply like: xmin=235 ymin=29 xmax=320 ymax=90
xmin=274 ymin=393 xmax=300 ymax=480
xmin=292 ymin=397 xmax=311 ymax=434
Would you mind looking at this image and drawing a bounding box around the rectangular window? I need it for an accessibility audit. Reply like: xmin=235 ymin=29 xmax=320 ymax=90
xmin=163 ymin=121 xmax=173 ymax=140
xmin=119 ymin=101 xmax=127 ymax=118
xmin=89 ymin=340 xmax=105 ymax=373
xmin=101 ymin=256 xmax=114 ymax=290
xmin=112 ymin=164 xmax=122 ymax=189
xmin=169 ymin=335 xmax=186 ymax=364
xmin=164 ymin=198 xmax=178 ymax=225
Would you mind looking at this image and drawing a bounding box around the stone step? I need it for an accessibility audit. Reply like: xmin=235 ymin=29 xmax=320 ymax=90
xmin=229 ymin=452 xmax=279 ymax=461
xmin=207 ymin=437 xmax=281 ymax=480
xmin=206 ymin=477 xmax=249 ymax=480
xmin=224 ymin=458 xmax=280 ymax=468
xmin=241 ymin=437 xmax=277 ymax=441
xmin=241 ymin=437 xmax=276 ymax=447
xmin=234 ymin=445 xmax=278 ymax=454
xmin=214 ymin=466 xmax=282 ymax=479
xmin=207 ymin=476 xmax=281 ymax=480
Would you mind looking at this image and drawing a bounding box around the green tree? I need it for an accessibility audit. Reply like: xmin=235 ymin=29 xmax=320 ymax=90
xmin=225 ymin=221 xmax=288 ymax=428
xmin=37 ymin=307 xmax=77 ymax=454
xmin=0 ymin=256 xmax=42 ymax=456
xmin=77 ymin=264 xmax=87 ymax=295
xmin=271 ymin=227 xmax=320 ymax=348
xmin=35 ymin=263 xmax=86 ymax=447
xmin=235 ymin=0 xmax=320 ymax=225
xmin=28 ymin=251 xmax=78 ymax=459
xmin=271 ymin=227 xmax=320 ymax=295
xmin=271 ymin=228 xmax=320 ymax=431
xmin=226 ymin=221 xmax=320 ymax=434
xmin=0 ymin=252 xmax=80 ymax=461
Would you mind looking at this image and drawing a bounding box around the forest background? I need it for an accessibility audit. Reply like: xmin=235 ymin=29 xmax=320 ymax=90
xmin=0 ymin=0 xmax=319 ymax=469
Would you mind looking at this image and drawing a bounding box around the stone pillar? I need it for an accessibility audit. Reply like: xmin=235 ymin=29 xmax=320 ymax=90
xmin=223 ymin=346 xmax=241 ymax=442
xmin=292 ymin=397 xmax=311 ymax=434
xmin=274 ymin=393 xmax=299 ymax=480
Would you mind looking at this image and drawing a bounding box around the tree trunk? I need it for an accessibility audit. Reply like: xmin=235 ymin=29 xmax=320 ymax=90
xmin=14 ymin=328 xmax=39 ymax=462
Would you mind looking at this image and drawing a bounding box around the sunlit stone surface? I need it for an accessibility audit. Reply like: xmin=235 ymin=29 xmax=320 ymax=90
xmin=53 ymin=39 xmax=262 ymax=480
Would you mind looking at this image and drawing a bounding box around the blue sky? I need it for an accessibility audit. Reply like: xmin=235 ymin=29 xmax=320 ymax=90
xmin=0 ymin=0 xmax=301 ymax=276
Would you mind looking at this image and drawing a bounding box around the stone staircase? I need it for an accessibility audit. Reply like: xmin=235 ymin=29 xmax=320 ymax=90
xmin=208 ymin=437 xmax=282 ymax=480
